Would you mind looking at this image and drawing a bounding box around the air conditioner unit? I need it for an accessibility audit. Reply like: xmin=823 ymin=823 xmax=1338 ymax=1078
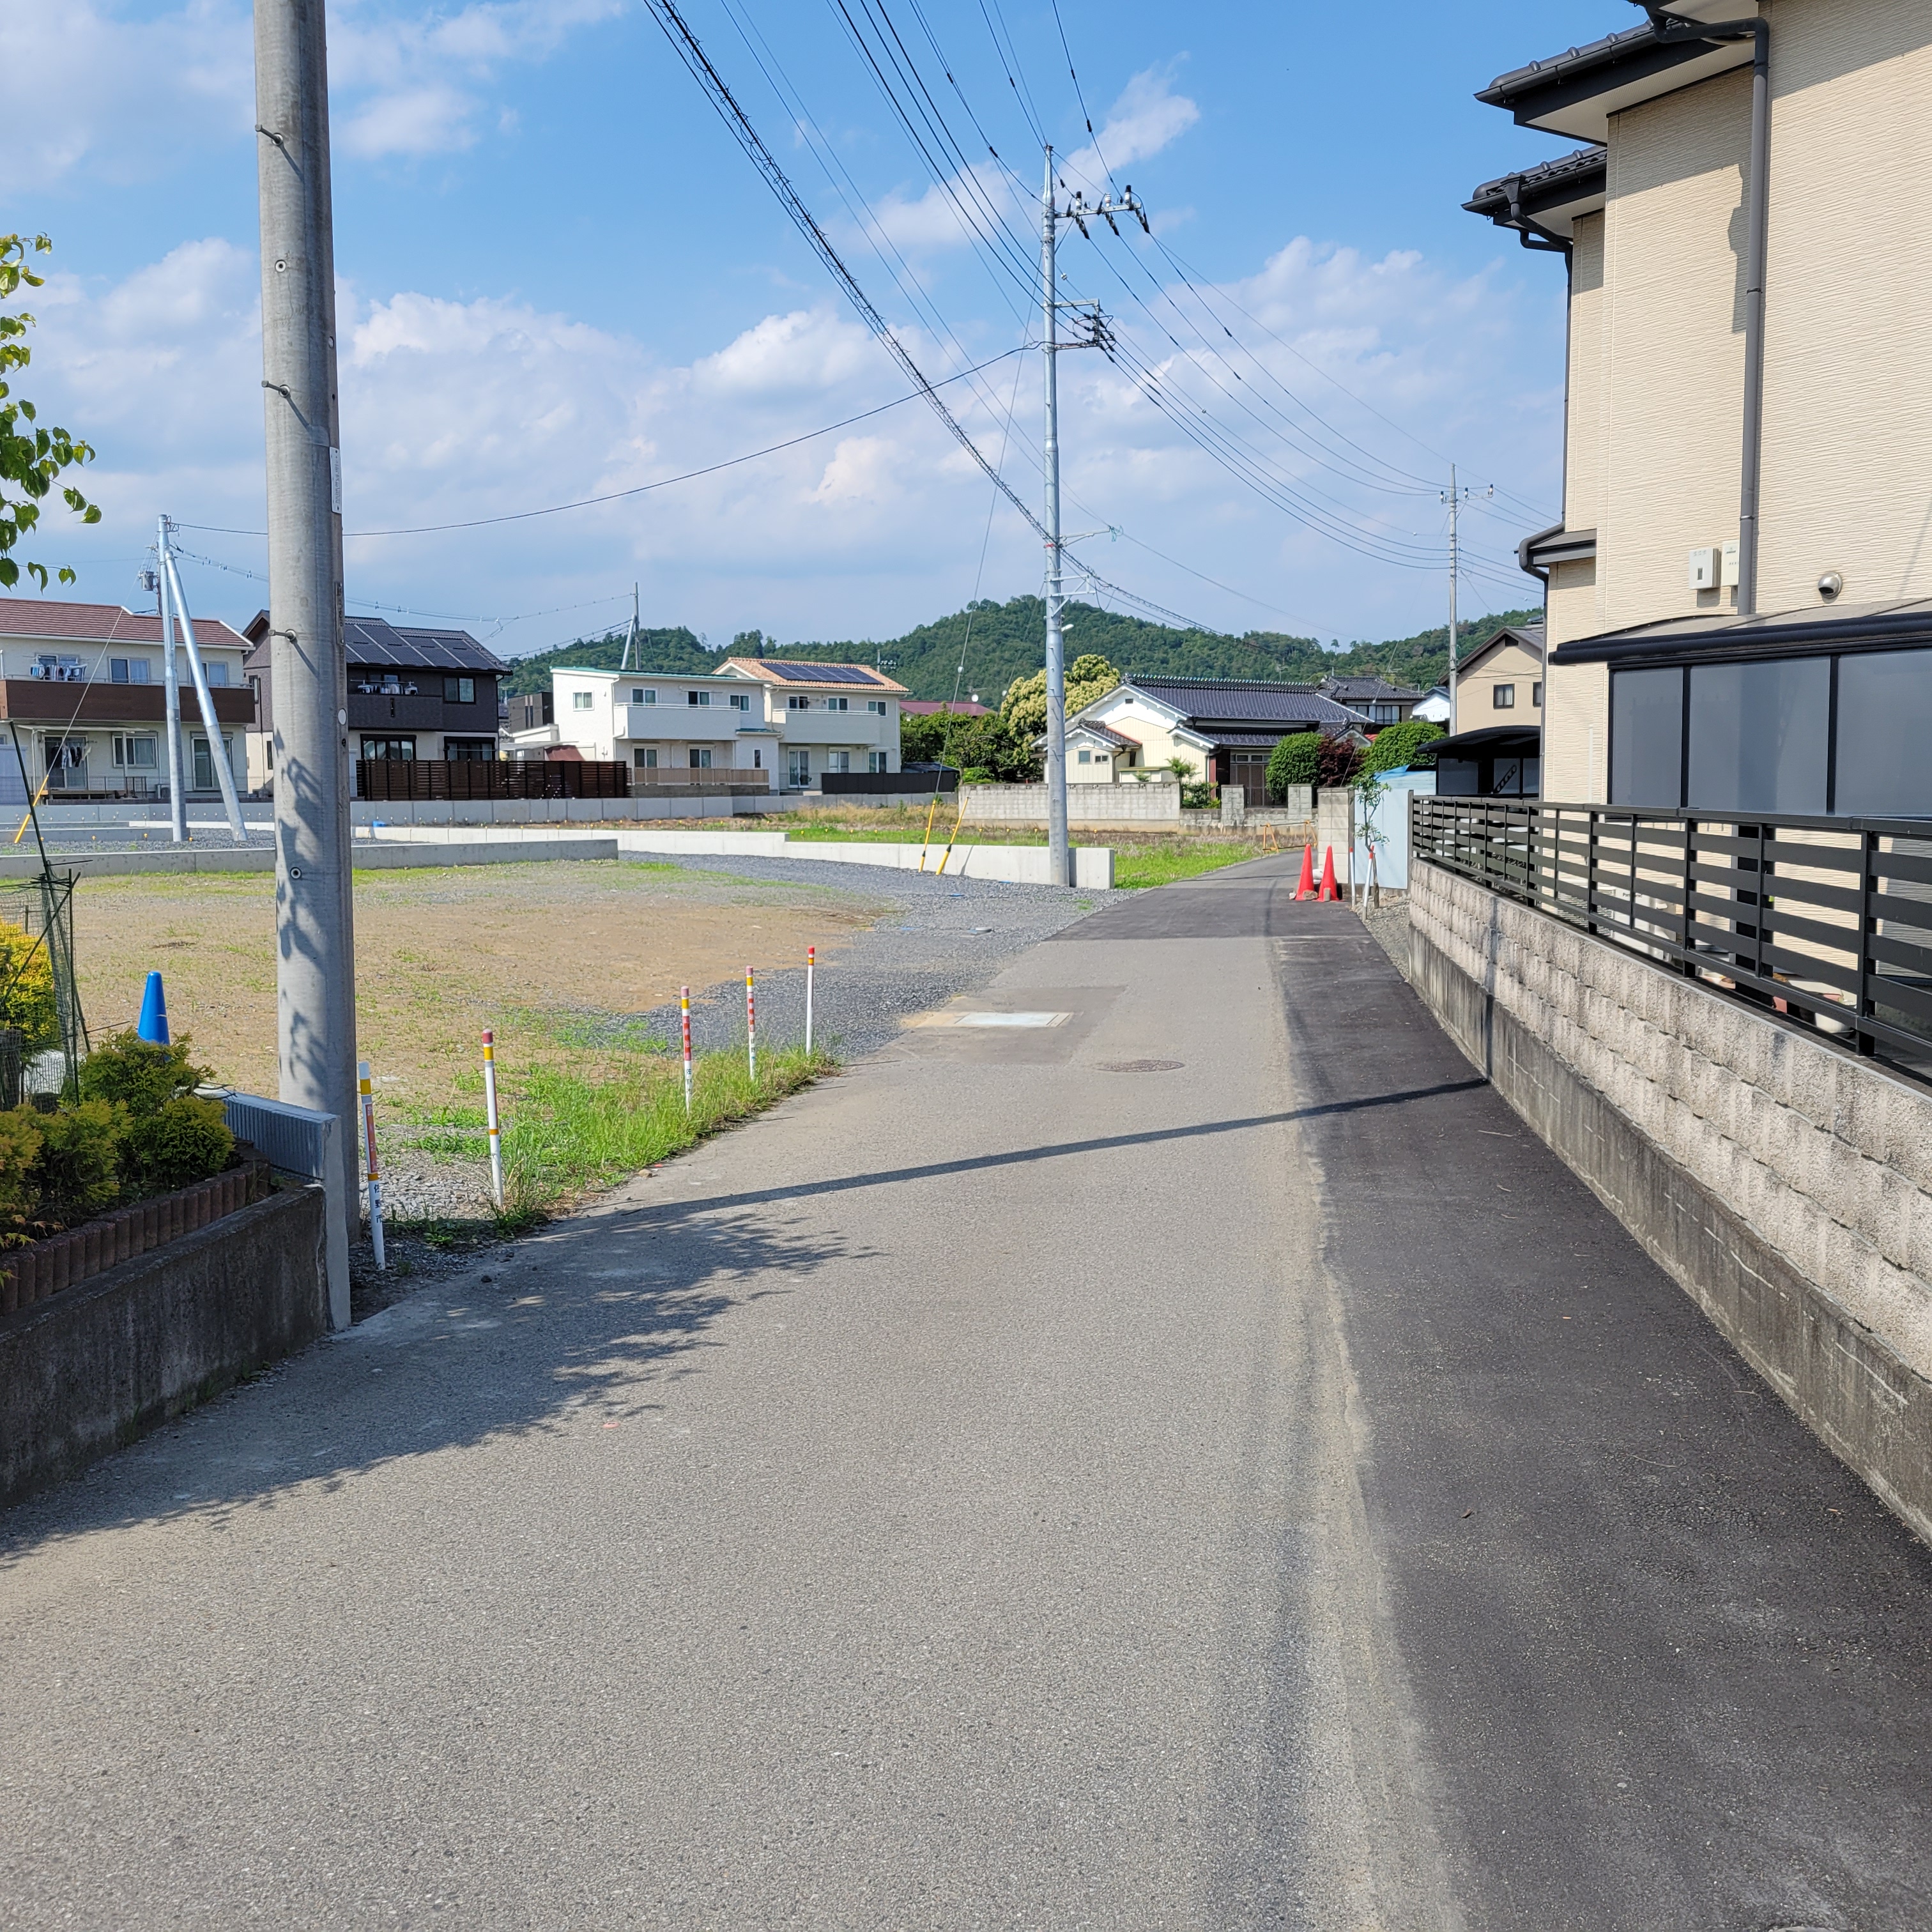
xmin=1688 ymin=546 xmax=1720 ymax=590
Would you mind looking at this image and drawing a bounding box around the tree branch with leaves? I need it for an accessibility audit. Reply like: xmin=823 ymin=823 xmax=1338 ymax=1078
xmin=1 ymin=234 xmax=101 ymax=590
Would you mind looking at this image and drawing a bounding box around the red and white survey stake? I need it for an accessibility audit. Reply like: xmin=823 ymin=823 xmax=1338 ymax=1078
xmin=746 ymin=966 xmax=757 ymax=1078
xmin=481 ymin=1029 xmax=505 ymax=1211
xmin=358 ymin=1059 xmax=386 ymax=1272
xmin=680 ymin=986 xmax=693 ymax=1112
xmin=805 ymin=945 xmax=815 ymax=1057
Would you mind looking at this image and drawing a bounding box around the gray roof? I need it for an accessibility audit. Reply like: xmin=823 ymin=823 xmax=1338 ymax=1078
xmin=1128 ymin=675 xmax=1369 ymax=732
xmin=1465 ymin=145 xmax=1607 ymax=247
xmin=1321 ymin=675 xmax=1425 ymax=703
xmin=1551 ymin=598 xmax=1932 ymax=667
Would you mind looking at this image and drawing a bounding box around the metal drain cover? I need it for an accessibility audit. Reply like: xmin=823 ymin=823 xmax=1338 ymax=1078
xmin=1100 ymin=1059 xmax=1184 ymax=1073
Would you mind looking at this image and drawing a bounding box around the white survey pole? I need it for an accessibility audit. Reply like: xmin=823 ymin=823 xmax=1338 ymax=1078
xmin=358 ymin=1059 xmax=385 ymax=1271
xmin=156 ymin=518 xmax=187 ymax=843
xmin=1041 ymin=146 xmax=1070 ymax=889
xmin=481 ymin=1029 xmax=505 ymax=1210
xmin=804 ymin=945 xmax=815 ymax=1057
xmin=256 ymin=0 xmax=358 ymax=1252
xmin=157 ymin=533 xmax=247 ymax=843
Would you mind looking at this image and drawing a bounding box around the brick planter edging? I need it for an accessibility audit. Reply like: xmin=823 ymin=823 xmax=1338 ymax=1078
xmin=0 ymin=1158 xmax=273 ymax=1318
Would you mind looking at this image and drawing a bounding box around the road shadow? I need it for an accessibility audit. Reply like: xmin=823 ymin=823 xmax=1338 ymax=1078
xmin=0 ymin=1193 xmax=863 ymax=1563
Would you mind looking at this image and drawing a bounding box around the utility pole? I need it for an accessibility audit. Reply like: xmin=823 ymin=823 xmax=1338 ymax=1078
xmin=1039 ymin=147 xmax=1144 ymax=887
xmin=256 ymin=0 xmax=357 ymax=1305
xmin=1441 ymin=468 xmax=1491 ymax=733
xmin=620 ymin=583 xmax=639 ymax=673
xmin=150 ymin=544 xmax=187 ymax=841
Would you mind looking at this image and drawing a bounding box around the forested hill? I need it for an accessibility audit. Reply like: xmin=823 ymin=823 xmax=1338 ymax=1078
xmin=500 ymin=597 xmax=1544 ymax=701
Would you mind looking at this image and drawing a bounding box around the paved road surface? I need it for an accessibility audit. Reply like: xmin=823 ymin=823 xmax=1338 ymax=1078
xmin=4 ymin=855 xmax=1930 ymax=1928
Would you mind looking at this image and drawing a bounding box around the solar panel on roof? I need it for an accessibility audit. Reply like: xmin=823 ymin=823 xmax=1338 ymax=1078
xmin=757 ymin=661 xmax=880 ymax=686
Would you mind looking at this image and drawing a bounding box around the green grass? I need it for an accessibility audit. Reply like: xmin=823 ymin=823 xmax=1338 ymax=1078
xmin=395 ymin=1044 xmax=834 ymax=1212
xmin=1112 ymin=839 xmax=1268 ymax=890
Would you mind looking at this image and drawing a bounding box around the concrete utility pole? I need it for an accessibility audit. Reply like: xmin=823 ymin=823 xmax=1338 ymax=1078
xmin=254 ymin=0 xmax=358 ymax=1264
xmin=153 ymin=529 xmax=187 ymax=842
xmin=1441 ymin=468 xmax=1491 ymax=734
xmin=1039 ymin=148 xmax=1146 ymax=887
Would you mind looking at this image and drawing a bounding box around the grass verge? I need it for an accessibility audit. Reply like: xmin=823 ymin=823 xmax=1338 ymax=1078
xmin=1111 ymin=838 xmax=1276 ymax=889
xmin=395 ymin=1043 xmax=835 ymax=1216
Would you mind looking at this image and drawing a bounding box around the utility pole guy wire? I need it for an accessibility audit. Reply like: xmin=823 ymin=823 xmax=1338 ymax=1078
xmin=256 ymin=0 xmax=358 ymax=1321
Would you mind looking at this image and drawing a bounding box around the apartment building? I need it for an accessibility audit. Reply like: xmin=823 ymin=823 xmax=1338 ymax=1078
xmin=507 ymin=657 xmax=905 ymax=790
xmin=1469 ymin=0 xmax=1932 ymax=813
xmin=0 ymin=596 xmax=252 ymax=799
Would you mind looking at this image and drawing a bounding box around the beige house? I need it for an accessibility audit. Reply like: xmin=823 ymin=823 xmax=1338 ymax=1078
xmin=1471 ymin=1 xmax=1932 ymax=813
xmin=1453 ymin=625 xmax=1544 ymax=732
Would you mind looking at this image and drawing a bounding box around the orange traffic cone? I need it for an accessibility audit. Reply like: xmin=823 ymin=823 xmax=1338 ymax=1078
xmin=1317 ymin=846 xmax=1339 ymax=901
xmin=1294 ymin=843 xmax=1316 ymax=900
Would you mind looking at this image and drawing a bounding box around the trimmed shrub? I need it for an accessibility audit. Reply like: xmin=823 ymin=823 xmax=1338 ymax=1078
xmin=33 ymin=1099 xmax=126 ymax=1222
xmin=123 ymin=1095 xmax=234 ymax=1196
xmin=0 ymin=923 xmax=59 ymax=1052
xmin=0 ymin=1107 xmax=42 ymax=1226
xmin=1361 ymin=718 xmax=1445 ymax=776
xmin=79 ymin=1031 xmax=213 ymax=1117
xmin=1266 ymin=732 xmax=1321 ymax=797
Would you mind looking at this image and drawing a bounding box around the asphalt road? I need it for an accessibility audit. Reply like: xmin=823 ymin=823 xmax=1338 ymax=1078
xmin=4 ymin=854 xmax=1930 ymax=1928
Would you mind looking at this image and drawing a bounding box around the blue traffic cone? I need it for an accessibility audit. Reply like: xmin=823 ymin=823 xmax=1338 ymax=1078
xmin=137 ymin=970 xmax=170 ymax=1045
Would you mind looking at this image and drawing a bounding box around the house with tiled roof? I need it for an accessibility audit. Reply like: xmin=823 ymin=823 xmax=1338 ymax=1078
xmin=0 ymin=595 xmax=253 ymax=801
xmin=1317 ymin=674 xmax=1426 ymax=725
xmin=1057 ymin=675 xmax=1370 ymax=795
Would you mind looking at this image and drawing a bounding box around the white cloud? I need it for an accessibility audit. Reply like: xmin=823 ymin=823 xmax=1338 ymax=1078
xmin=18 ymin=223 xmax=1560 ymax=653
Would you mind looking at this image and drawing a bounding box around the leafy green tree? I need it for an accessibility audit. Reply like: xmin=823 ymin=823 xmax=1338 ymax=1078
xmin=1266 ymin=732 xmax=1321 ymax=798
xmin=999 ymin=652 xmax=1120 ymax=739
xmin=1 ymin=235 xmax=100 ymax=590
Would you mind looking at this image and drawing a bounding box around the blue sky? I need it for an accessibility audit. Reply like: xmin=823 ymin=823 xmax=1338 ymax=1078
xmin=12 ymin=0 xmax=1619 ymax=658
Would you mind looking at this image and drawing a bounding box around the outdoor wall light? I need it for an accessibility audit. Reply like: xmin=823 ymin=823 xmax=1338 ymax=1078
xmin=1819 ymin=571 xmax=1844 ymax=601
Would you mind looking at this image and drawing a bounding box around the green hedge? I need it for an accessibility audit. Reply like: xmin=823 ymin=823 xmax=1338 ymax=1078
xmin=1361 ymin=717 xmax=1445 ymax=776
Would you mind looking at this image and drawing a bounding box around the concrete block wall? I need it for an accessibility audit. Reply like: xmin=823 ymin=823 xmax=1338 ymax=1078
xmin=1409 ymin=858 xmax=1932 ymax=1540
xmin=960 ymin=783 xmax=1181 ymax=825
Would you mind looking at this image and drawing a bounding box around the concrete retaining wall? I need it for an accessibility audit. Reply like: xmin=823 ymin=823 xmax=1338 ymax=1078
xmin=961 ymin=783 xmax=1181 ymax=826
xmin=1408 ymin=859 xmax=1932 ymax=1542
xmin=0 ymin=1183 xmax=329 ymax=1508
xmin=1 ymin=838 xmax=620 ymax=881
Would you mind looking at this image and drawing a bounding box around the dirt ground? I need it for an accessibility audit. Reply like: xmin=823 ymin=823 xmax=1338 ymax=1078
xmin=70 ymin=857 xmax=879 ymax=1111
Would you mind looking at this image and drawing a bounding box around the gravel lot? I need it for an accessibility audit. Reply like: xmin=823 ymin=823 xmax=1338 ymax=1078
xmin=633 ymin=850 xmax=1114 ymax=1061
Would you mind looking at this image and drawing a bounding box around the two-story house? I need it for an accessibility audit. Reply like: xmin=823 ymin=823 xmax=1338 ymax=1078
xmin=507 ymin=656 xmax=905 ymax=790
xmin=0 ymin=596 xmax=254 ymax=800
xmin=243 ymin=613 xmax=505 ymax=792
xmin=1469 ymin=0 xmax=1932 ymax=816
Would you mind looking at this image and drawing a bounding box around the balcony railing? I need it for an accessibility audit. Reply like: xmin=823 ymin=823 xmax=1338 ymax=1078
xmin=1411 ymin=795 xmax=1932 ymax=1082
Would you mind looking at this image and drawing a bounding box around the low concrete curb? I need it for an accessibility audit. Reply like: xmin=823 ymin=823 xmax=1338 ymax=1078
xmin=0 ymin=838 xmax=620 ymax=880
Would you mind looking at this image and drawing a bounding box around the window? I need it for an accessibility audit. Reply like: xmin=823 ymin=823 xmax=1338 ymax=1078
xmin=1687 ymin=658 xmax=1828 ymax=815
xmin=633 ymin=688 xmax=655 ymax=705
xmin=868 ymin=751 xmax=887 ymax=773
xmin=635 ymin=747 xmax=659 ymax=769
xmin=1609 ymin=669 xmax=1683 ymax=808
xmin=1077 ymin=748 xmax=1092 ymax=764
xmin=752 ymin=748 xmax=763 ymax=769
xmin=110 ymin=658 xmax=129 ymax=684
xmin=1837 ymin=650 xmax=1932 ymax=816
xmin=444 ymin=739 xmax=495 ymax=762
xmin=1371 ymin=702 xmax=1399 ymax=724
xmin=788 ymin=748 xmax=811 ymax=786
xmin=689 ymin=746 xmax=712 ymax=769
xmin=867 ymin=699 xmax=887 ymax=715
xmin=443 ymin=676 xmax=475 ymax=704
xmin=788 ymin=695 xmax=810 ymax=710
xmin=45 ymin=737 xmax=87 ymax=785
xmin=729 ymin=692 xmax=751 ymax=711
xmin=130 ymin=659 xmax=150 ymax=684
xmin=827 ymin=750 xmax=851 ymax=774
xmin=112 ymin=734 xmax=158 ymax=769
xmin=825 ymin=696 xmax=849 ymax=712
xmin=1532 ymin=681 xmax=1544 ymax=707
xmin=1492 ymin=684 xmax=1515 ymax=710
xmin=204 ymin=662 xmax=229 ymax=687
xmin=572 ymin=691 xmax=594 ymax=711
xmin=360 ymin=736 xmax=417 ymax=762
xmin=687 ymin=689 xmax=711 ymax=707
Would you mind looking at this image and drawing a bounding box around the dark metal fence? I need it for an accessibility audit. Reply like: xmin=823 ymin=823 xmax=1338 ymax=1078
xmin=820 ymin=768 xmax=958 ymax=795
xmin=356 ymin=759 xmax=629 ymax=801
xmin=1411 ymin=795 xmax=1932 ymax=1080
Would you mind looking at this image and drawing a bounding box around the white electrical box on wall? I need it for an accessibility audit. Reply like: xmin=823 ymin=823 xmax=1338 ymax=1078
xmin=1688 ymin=546 xmax=1720 ymax=590
xmin=1721 ymin=539 xmax=1740 ymax=588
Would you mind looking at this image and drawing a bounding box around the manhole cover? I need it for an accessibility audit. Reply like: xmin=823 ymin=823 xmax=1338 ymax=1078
xmin=1100 ymin=1059 xmax=1184 ymax=1073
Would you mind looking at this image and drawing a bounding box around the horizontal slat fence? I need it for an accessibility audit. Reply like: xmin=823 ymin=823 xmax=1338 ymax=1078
xmin=1411 ymin=796 xmax=1932 ymax=1080
xmin=356 ymin=760 xmax=629 ymax=801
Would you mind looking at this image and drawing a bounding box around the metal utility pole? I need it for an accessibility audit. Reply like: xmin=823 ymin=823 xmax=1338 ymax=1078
xmin=620 ymin=583 xmax=639 ymax=672
xmin=151 ymin=535 xmax=187 ymax=841
xmin=1039 ymin=147 xmax=1145 ymax=887
xmin=255 ymin=0 xmax=358 ymax=1278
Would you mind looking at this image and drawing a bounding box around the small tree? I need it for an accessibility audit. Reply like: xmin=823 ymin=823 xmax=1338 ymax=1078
xmin=1266 ymin=732 xmax=1320 ymax=799
xmin=1000 ymin=652 xmax=1120 ymax=740
xmin=1361 ymin=718 xmax=1445 ymax=776
xmin=1315 ymin=734 xmax=1364 ymax=791
xmin=1 ymin=234 xmax=101 ymax=590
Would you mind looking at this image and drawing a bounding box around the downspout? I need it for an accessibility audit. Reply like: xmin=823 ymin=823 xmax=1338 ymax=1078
xmin=1637 ymin=5 xmax=1771 ymax=615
